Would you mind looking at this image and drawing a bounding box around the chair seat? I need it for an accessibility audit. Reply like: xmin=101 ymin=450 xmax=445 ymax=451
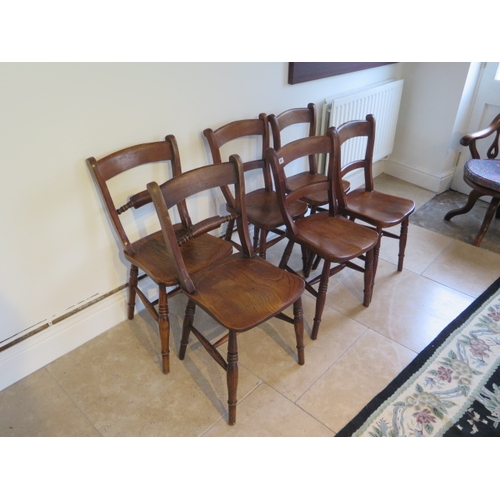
xmin=465 ymin=159 xmax=500 ymax=191
xmin=185 ymin=253 xmax=305 ymax=332
xmin=125 ymin=231 xmax=233 ymax=286
xmin=244 ymin=189 xmax=307 ymax=229
xmin=345 ymin=189 xmax=415 ymax=227
xmin=287 ymin=172 xmax=350 ymax=206
xmin=295 ymin=212 xmax=378 ymax=262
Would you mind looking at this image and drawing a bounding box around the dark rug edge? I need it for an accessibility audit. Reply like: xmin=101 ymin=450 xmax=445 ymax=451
xmin=335 ymin=276 xmax=500 ymax=437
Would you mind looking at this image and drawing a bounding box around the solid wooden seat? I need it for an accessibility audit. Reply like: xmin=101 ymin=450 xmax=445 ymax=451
xmin=334 ymin=114 xmax=415 ymax=273
xmin=444 ymin=113 xmax=500 ymax=246
xmin=86 ymin=136 xmax=233 ymax=374
xmin=269 ymin=103 xmax=350 ymax=211
xmin=266 ymin=130 xmax=379 ymax=340
xmin=147 ymin=156 xmax=305 ymax=425
xmin=203 ymin=114 xmax=307 ymax=259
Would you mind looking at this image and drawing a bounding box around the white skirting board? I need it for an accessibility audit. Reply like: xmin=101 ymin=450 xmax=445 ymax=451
xmin=384 ymin=159 xmax=454 ymax=194
xmin=0 ymin=287 xmax=132 ymax=392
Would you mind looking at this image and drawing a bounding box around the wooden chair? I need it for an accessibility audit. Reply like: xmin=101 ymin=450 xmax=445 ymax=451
xmin=269 ymin=102 xmax=350 ymax=212
xmin=146 ymin=155 xmax=305 ymax=425
xmin=203 ymin=114 xmax=307 ymax=259
xmin=333 ymin=114 xmax=415 ymax=274
xmin=444 ymin=113 xmax=500 ymax=246
xmin=266 ymin=130 xmax=379 ymax=340
xmin=86 ymin=135 xmax=233 ymax=374
xmin=269 ymin=103 xmax=353 ymax=277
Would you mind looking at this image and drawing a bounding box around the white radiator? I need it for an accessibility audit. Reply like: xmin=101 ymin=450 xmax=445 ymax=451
xmin=319 ymin=79 xmax=404 ymax=174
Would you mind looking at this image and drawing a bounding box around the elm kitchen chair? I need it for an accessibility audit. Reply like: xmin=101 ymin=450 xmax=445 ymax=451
xmin=203 ymin=113 xmax=307 ymax=259
xmin=147 ymin=155 xmax=305 ymax=425
xmin=333 ymin=114 xmax=415 ymax=275
xmin=268 ymin=102 xmax=351 ymax=213
xmin=87 ymin=135 xmax=233 ymax=374
xmin=444 ymin=112 xmax=500 ymax=246
xmin=266 ymin=130 xmax=379 ymax=341
xmin=268 ymin=103 xmax=353 ymax=277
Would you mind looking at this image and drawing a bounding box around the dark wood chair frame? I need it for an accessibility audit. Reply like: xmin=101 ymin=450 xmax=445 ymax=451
xmin=203 ymin=113 xmax=307 ymax=259
xmin=269 ymin=103 xmax=352 ymax=277
xmin=147 ymin=155 xmax=305 ymax=425
xmin=333 ymin=114 xmax=415 ymax=274
xmin=266 ymin=130 xmax=379 ymax=340
xmin=444 ymin=113 xmax=500 ymax=246
xmin=87 ymin=135 xmax=233 ymax=374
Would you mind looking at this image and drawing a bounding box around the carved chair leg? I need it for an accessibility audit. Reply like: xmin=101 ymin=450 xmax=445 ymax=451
xmin=227 ymin=331 xmax=239 ymax=425
xmin=444 ymin=189 xmax=481 ymax=221
xmin=158 ymin=284 xmax=170 ymax=374
xmin=473 ymin=197 xmax=500 ymax=246
xmin=127 ymin=265 xmax=138 ymax=320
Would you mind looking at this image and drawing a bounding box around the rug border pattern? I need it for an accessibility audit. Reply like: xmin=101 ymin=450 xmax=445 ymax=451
xmin=337 ymin=277 xmax=500 ymax=437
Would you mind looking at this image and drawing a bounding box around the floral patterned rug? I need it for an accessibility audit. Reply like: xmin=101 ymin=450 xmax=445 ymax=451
xmin=337 ymin=277 xmax=500 ymax=437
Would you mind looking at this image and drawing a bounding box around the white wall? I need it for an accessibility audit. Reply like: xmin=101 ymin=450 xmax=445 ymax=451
xmin=1 ymin=62 xmax=405 ymax=389
xmin=385 ymin=62 xmax=472 ymax=192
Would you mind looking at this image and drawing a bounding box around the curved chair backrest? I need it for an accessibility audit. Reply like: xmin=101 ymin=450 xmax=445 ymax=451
xmin=269 ymin=103 xmax=317 ymax=175
xmin=87 ymin=135 xmax=190 ymax=255
xmin=460 ymin=113 xmax=500 ymax=160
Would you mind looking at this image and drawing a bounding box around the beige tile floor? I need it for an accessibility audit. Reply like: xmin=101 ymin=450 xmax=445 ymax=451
xmin=2 ymin=174 xmax=500 ymax=437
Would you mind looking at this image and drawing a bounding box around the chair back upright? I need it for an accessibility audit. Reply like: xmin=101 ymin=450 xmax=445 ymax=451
xmin=87 ymin=135 xmax=189 ymax=255
xmin=147 ymin=155 xmax=254 ymax=292
xmin=269 ymin=103 xmax=317 ymax=175
xmin=334 ymin=114 xmax=376 ymax=204
xmin=203 ymin=114 xmax=271 ymax=208
xmin=461 ymin=112 xmax=500 ymax=159
xmin=266 ymin=130 xmax=340 ymax=236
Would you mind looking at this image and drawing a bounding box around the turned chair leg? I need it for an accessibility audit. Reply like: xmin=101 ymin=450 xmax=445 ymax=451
xmin=397 ymin=218 xmax=410 ymax=272
xmin=127 ymin=265 xmax=138 ymax=320
xmin=227 ymin=331 xmax=239 ymax=425
xmin=293 ymin=298 xmax=305 ymax=365
xmin=258 ymin=229 xmax=268 ymax=259
xmin=179 ymin=300 xmax=195 ymax=360
xmin=158 ymin=285 xmax=170 ymax=374
xmin=363 ymin=248 xmax=375 ymax=307
xmin=311 ymin=260 xmax=331 ymax=340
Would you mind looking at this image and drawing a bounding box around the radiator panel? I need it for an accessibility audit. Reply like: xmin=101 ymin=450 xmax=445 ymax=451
xmin=320 ymin=79 xmax=404 ymax=169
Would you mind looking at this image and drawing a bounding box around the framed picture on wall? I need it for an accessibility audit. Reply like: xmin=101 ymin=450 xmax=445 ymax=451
xmin=288 ymin=63 xmax=395 ymax=84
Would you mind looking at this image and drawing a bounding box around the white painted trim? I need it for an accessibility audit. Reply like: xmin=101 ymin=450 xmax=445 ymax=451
xmin=383 ymin=159 xmax=453 ymax=193
xmin=0 ymin=287 xmax=131 ymax=392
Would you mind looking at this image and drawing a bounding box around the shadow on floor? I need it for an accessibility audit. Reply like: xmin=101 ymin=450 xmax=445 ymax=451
xmin=410 ymin=190 xmax=500 ymax=254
